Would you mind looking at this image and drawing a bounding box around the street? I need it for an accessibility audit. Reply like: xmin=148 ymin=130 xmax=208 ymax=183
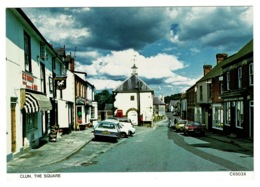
xmin=7 ymin=119 xmax=253 ymax=173
xmin=58 ymin=121 xmax=252 ymax=172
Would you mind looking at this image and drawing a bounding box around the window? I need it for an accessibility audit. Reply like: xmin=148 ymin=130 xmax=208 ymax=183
xmin=199 ymin=86 xmax=203 ymax=100
xmin=40 ymin=63 xmax=46 ymax=93
xmin=24 ymin=31 xmax=31 ymax=72
xmin=208 ymin=83 xmax=212 ymax=98
xmin=213 ymin=105 xmax=223 ymax=129
xmin=40 ymin=42 xmax=47 ymax=60
xmin=226 ymin=72 xmax=230 ymax=90
xmin=130 ymin=95 xmax=135 ymax=101
xmin=238 ymin=67 xmax=242 ymax=88
xmin=236 ymin=101 xmax=244 ymax=128
xmin=249 ymin=63 xmax=253 ymax=86
xmin=220 ymin=82 xmax=223 ymax=95
xmin=49 ymin=77 xmax=53 ymax=92
xmin=25 ymin=113 xmax=38 ymax=132
xmin=225 ymin=102 xmax=231 ymax=126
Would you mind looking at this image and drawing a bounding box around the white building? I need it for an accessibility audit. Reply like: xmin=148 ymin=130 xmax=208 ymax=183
xmin=113 ymin=64 xmax=154 ymax=126
xmin=6 ymin=8 xmax=62 ymax=161
xmin=74 ymin=71 xmax=98 ymax=130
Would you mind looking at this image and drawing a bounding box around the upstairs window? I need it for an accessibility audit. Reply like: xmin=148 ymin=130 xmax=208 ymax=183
xmin=220 ymin=82 xmax=223 ymax=95
xmin=24 ymin=31 xmax=31 ymax=72
xmin=238 ymin=67 xmax=242 ymax=88
xmin=226 ymin=71 xmax=230 ymax=90
xmin=130 ymin=95 xmax=135 ymax=101
xmin=40 ymin=42 xmax=47 ymax=60
xmin=199 ymin=85 xmax=203 ymax=101
xmin=208 ymin=83 xmax=212 ymax=98
xmin=249 ymin=63 xmax=253 ymax=86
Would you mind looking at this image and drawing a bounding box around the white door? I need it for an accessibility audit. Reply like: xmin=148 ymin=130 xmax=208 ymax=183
xmin=128 ymin=110 xmax=138 ymax=126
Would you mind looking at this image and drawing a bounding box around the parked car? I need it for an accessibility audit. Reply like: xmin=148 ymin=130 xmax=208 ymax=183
xmin=175 ymin=120 xmax=188 ymax=132
xmin=105 ymin=119 xmax=131 ymax=138
xmin=184 ymin=121 xmax=206 ymax=136
xmin=116 ymin=117 xmax=136 ymax=136
xmin=120 ymin=121 xmax=136 ymax=136
xmin=93 ymin=120 xmax=121 ymax=142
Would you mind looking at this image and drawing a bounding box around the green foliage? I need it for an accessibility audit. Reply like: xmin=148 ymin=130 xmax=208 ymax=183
xmin=164 ymin=93 xmax=181 ymax=104
xmin=94 ymin=89 xmax=114 ymax=110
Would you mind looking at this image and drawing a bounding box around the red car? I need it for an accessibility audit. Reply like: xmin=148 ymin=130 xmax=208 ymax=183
xmin=184 ymin=121 xmax=206 ymax=136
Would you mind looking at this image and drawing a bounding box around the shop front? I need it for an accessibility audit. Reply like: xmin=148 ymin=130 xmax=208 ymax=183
xmin=21 ymin=90 xmax=52 ymax=148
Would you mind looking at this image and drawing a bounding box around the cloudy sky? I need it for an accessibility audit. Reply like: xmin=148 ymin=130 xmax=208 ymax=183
xmin=20 ymin=5 xmax=253 ymax=96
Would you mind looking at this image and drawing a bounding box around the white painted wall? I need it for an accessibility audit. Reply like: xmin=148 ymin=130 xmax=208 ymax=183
xmin=114 ymin=92 xmax=153 ymax=123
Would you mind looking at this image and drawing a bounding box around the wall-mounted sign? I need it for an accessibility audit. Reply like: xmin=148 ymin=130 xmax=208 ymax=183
xmin=22 ymin=71 xmax=38 ymax=91
xmin=76 ymin=97 xmax=85 ymax=105
xmin=55 ymin=76 xmax=67 ymax=90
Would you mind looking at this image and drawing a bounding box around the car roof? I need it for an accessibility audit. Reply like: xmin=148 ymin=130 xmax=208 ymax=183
xmin=99 ymin=119 xmax=119 ymax=124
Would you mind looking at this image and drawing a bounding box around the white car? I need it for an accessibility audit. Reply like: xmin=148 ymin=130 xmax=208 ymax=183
xmin=120 ymin=122 xmax=136 ymax=136
xmin=94 ymin=120 xmax=121 ymax=142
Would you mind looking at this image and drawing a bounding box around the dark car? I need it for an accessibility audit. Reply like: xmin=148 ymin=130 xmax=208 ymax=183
xmin=184 ymin=121 xmax=206 ymax=136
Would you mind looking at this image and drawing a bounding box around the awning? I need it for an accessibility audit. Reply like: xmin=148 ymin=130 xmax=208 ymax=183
xmin=23 ymin=92 xmax=52 ymax=113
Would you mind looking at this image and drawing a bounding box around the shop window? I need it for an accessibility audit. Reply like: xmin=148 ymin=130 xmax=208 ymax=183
xmin=236 ymin=101 xmax=244 ymax=128
xmin=225 ymin=102 xmax=231 ymax=126
xmin=26 ymin=113 xmax=38 ymax=132
xmin=212 ymin=105 xmax=223 ymax=129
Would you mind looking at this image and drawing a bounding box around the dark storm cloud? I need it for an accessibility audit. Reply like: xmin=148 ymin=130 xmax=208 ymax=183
xmin=78 ymin=7 xmax=169 ymax=51
xmin=23 ymin=7 xmax=169 ymax=51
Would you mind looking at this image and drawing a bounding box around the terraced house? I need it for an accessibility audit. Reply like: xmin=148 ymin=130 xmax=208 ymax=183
xmin=186 ymin=39 xmax=253 ymax=139
xmin=220 ymin=39 xmax=253 ymax=139
xmin=6 ymin=8 xmax=97 ymax=162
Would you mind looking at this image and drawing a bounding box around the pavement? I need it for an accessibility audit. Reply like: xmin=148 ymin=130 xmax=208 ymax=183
xmin=6 ymin=120 xmax=253 ymax=173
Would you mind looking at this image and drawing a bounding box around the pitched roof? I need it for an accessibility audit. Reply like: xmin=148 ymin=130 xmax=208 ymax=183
xmin=197 ymin=39 xmax=253 ymax=83
xmin=221 ymin=39 xmax=253 ymax=68
xmin=113 ymin=74 xmax=154 ymax=93
xmin=153 ymin=96 xmax=165 ymax=105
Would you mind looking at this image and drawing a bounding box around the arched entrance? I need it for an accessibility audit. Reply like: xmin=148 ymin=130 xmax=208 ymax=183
xmin=126 ymin=108 xmax=139 ymax=126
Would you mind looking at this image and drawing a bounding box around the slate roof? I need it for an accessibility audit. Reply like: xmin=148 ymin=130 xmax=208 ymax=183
xmin=153 ymin=96 xmax=165 ymax=105
xmin=197 ymin=39 xmax=253 ymax=83
xmin=113 ymin=74 xmax=154 ymax=93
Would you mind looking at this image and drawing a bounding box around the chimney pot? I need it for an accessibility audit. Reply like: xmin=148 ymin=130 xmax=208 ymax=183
xmin=203 ymin=65 xmax=212 ymax=75
xmin=216 ymin=53 xmax=228 ymax=64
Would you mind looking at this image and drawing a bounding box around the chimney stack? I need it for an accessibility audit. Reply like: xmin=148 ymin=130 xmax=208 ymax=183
xmin=203 ymin=65 xmax=212 ymax=75
xmin=216 ymin=53 xmax=228 ymax=64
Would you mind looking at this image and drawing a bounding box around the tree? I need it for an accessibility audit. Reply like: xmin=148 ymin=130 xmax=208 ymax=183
xmin=164 ymin=93 xmax=181 ymax=104
xmin=94 ymin=89 xmax=114 ymax=110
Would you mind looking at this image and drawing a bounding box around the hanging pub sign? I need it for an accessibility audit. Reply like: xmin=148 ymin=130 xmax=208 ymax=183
xmin=55 ymin=76 xmax=67 ymax=90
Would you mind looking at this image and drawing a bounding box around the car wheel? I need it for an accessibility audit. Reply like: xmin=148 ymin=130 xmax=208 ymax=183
xmin=121 ymin=132 xmax=127 ymax=138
